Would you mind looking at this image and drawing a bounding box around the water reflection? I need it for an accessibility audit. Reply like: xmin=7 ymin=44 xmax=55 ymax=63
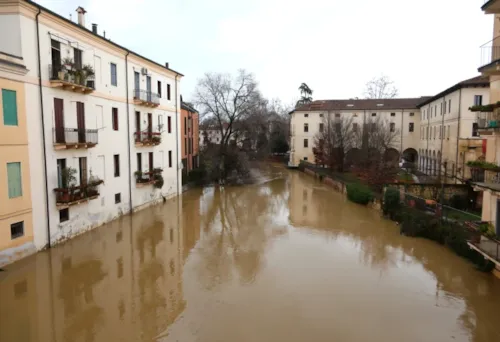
xmin=1 ymin=165 xmax=500 ymax=342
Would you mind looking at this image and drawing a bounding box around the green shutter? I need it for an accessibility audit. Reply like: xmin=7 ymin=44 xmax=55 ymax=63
xmin=7 ymin=162 xmax=22 ymax=198
xmin=2 ymin=89 xmax=18 ymax=126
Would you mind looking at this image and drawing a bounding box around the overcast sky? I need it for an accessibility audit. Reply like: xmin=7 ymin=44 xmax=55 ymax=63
xmin=36 ymin=0 xmax=492 ymax=104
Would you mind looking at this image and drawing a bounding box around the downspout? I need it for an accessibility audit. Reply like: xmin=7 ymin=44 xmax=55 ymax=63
xmin=36 ymin=8 xmax=51 ymax=248
xmin=455 ymin=89 xmax=462 ymax=184
xmin=400 ymin=109 xmax=404 ymax=155
xmin=440 ymin=97 xmax=446 ymax=182
xmin=175 ymin=73 xmax=180 ymax=194
xmin=125 ymin=51 xmax=132 ymax=213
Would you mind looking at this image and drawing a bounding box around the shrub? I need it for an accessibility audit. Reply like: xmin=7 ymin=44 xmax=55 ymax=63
xmin=188 ymin=168 xmax=206 ymax=186
xmin=346 ymin=183 xmax=373 ymax=205
xmin=383 ymin=187 xmax=401 ymax=219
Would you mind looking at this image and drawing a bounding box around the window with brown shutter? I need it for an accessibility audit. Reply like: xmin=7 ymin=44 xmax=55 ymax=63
xmin=167 ymin=84 xmax=171 ymax=100
xmin=112 ymin=107 xmax=118 ymax=130
xmin=168 ymin=116 xmax=171 ymax=133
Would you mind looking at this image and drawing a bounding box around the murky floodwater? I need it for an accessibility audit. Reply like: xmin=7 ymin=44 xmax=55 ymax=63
xmin=2 ymin=165 xmax=500 ymax=342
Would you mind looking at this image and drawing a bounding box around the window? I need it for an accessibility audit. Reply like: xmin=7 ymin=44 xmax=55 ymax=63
xmin=434 ymin=126 xmax=436 ymax=139
xmin=335 ymin=113 xmax=340 ymax=118
xmin=59 ymin=208 xmax=69 ymax=222
xmin=2 ymin=89 xmax=18 ymax=126
xmin=319 ymin=113 xmax=324 ymax=117
xmin=184 ymin=117 xmax=187 ymax=135
xmin=353 ymin=123 xmax=358 ymax=132
xmin=434 ymin=105 xmax=437 ymax=116
xmin=115 ymin=193 xmax=121 ymax=204
xmin=304 ymin=139 xmax=308 ymax=148
xmin=304 ymin=113 xmax=309 ymax=117
xmin=443 ymin=101 xmax=447 ymax=114
xmin=10 ymin=221 xmax=24 ymax=239
xmin=439 ymin=126 xmax=442 ymax=139
xmin=304 ymin=123 xmax=308 ymax=132
xmin=112 ymin=107 xmax=118 ymax=130
xmin=158 ymin=81 xmax=162 ymax=98
xmin=335 ymin=123 xmax=341 ymax=132
xmin=391 ymin=113 xmax=395 ymax=117
xmin=117 ymin=258 xmax=123 ymax=278
xmin=167 ymin=84 xmax=171 ymax=100
xmin=304 ymin=157 xmax=308 ymax=161
xmin=409 ymin=122 xmax=414 ymax=132
xmin=110 ymin=63 xmax=117 ymax=86
xmin=390 ymin=123 xmax=395 ymax=132
xmin=79 ymin=157 xmax=87 ymax=185
xmin=448 ymin=99 xmax=451 ymax=113
xmin=426 ymin=127 xmax=428 ymax=140
xmin=447 ymin=125 xmax=450 ymax=139
xmin=372 ymin=113 xmax=377 ymax=117
xmin=73 ymin=48 xmax=82 ymax=70
xmin=409 ymin=112 xmax=414 ymax=116
xmin=168 ymin=150 xmax=172 ymax=167
xmin=472 ymin=123 xmax=479 ymax=137
xmin=440 ymin=103 xmax=443 ymax=115
xmin=319 ymin=123 xmax=324 ymax=133
xmin=7 ymin=162 xmax=22 ymax=198
xmin=185 ymin=138 xmax=188 ymax=154
xmin=165 ymin=116 xmax=171 ymax=133
xmin=474 ymin=95 xmax=483 ymax=106
xmin=113 ymin=154 xmax=120 ymax=177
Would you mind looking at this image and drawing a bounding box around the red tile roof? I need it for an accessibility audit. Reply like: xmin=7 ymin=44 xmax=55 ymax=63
xmin=293 ymin=97 xmax=430 ymax=113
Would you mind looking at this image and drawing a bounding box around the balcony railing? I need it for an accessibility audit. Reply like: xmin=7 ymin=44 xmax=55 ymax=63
xmin=54 ymin=180 xmax=103 ymax=207
xmin=133 ymin=89 xmax=160 ymax=107
xmin=134 ymin=129 xmax=161 ymax=146
xmin=466 ymin=221 xmax=500 ymax=264
xmin=135 ymin=169 xmax=163 ymax=187
xmin=49 ymin=64 xmax=95 ymax=93
xmin=476 ymin=110 xmax=500 ymax=130
xmin=479 ymin=36 xmax=500 ymax=72
xmin=53 ymin=128 xmax=98 ymax=149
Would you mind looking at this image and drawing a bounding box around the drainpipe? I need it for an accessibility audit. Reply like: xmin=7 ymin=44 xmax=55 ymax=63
xmin=36 ymin=8 xmax=51 ymax=248
xmin=400 ymin=109 xmax=404 ymax=156
xmin=125 ymin=51 xmax=132 ymax=213
xmin=175 ymin=73 xmax=180 ymax=194
xmin=455 ymin=89 xmax=462 ymax=184
xmin=440 ymin=97 xmax=446 ymax=182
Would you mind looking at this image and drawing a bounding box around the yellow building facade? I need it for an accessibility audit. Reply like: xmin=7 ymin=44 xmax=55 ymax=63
xmin=0 ymin=54 xmax=34 ymax=268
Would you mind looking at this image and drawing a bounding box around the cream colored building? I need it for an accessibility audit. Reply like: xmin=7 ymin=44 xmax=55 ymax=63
xmin=0 ymin=52 xmax=35 ymax=267
xmin=289 ymin=98 xmax=426 ymax=167
xmin=417 ymin=76 xmax=489 ymax=181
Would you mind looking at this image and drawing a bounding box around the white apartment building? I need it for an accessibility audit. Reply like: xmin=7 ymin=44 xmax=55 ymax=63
xmin=417 ymin=76 xmax=489 ymax=180
xmin=0 ymin=1 xmax=183 ymax=253
xmin=289 ymin=98 xmax=426 ymax=167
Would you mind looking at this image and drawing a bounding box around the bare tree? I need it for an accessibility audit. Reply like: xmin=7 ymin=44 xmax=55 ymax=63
xmin=195 ymin=70 xmax=261 ymax=183
xmin=363 ymin=75 xmax=399 ymax=99
xmin=312 ymin=114 xmax=359 ymax=172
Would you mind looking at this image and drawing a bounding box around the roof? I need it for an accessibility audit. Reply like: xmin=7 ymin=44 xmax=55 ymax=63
xmin=23 ymin=0 xmax=184 ymax=76
xmin=181 ymin=102 xmax=198 ymax=113
xmin=417 ymin=75 xmax=489 ymax=108
xmin=292 ymin=97 xmax=430 ymax=113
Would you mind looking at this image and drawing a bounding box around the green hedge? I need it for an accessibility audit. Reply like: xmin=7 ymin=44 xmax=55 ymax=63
xmin=346 ymin=183 xmax=373 ymax=205
xmin=383 ymin=187 xmax=401 ymax=219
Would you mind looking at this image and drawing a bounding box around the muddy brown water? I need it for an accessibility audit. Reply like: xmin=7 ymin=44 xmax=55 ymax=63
xmin=1 ymin=165 xmax=500 ymax=342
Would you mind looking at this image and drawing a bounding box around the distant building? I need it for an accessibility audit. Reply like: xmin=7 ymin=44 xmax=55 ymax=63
xmin=181 ymin=100 xmax=199 ymax=174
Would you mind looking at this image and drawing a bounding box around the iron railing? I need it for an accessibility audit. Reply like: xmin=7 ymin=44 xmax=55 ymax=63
xmin=49 ymin=64 xmax=95 ymax=89
xmin=479 ymin=36 xmax=500 ymax=68
xmin=467 ymin=221 xmax=500 ymax=262
xmin=133 ymin=89 xmax=160 ymax=105
xmin=477 ymin=110 xmax=500 ymax=129
xmin=134 ymin=128 xmax=161 ymax=144
xmin=53 ymin=127 xmax=99 ymax=145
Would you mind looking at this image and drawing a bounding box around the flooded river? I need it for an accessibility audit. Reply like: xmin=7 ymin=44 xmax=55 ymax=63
xmin=1 ymin=165 xmax=500 ymax=342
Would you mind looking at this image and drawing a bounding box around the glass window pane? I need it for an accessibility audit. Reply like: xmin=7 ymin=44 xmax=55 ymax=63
xmin=7 ymin=162 xmax=22 ymax=198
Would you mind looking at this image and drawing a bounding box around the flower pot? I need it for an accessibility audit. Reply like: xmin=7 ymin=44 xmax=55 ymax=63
xmin=58 ymin=70 xmax=66 ymax=80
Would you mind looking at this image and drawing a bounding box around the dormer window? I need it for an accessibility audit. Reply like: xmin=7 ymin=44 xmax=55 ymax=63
xmin=347 ymin=104 xmax=354 ymax=107
xmin=377 ymin=104 xmax=384 ymax=107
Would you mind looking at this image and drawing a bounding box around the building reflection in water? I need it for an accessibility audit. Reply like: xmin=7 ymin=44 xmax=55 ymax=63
xmin=0 ymin=194 xmax=201 ymax=342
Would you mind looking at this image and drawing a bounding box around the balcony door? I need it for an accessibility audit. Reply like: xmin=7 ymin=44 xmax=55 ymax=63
xmin=147 ymin=113 xmax=152 ymax=137
xmin=76 ymin=102 xmax=86 ymax=143
xmin=134 ymin=72 xmax=140 ymax=98
xmin=149 ymin=152 xmax=153 ymax=173
xmin=51 ymin=39 xmax=61 ymax=79
xmin=146 ymin=76 xmax=151 ymax=102
xmin=79 ymin=157 xmax=87 ymax=185
xmin=54 ymin=98 xmax=65 ymax=143
xmin=135 ymin=111 xmax=141 ymax=141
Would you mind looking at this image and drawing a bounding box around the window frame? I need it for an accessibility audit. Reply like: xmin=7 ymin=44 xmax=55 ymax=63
xmin=2 ymin=89 xmax=18 ymax=126
xmin=112 ymin=107 xmax=119 ymax=131
xmin=110 ymin=63 xmax=118 ymax=86
xmin=7 ymin=162 xmax=22 ymax=198
xmin=113 ymin=154 xmax=120 ymax=177
xmin=303 ymin=139 xmax=308 ymax=148
xmin=115 ymin=193 xmax=121 ymax=204
xmin=10 ymin=221 xmax=24 ymax=239
xmin=59 ymin=208 xmax=69 ymax=223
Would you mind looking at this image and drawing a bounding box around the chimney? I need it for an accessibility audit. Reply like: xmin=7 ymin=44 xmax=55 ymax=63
xmin=92 ymin=23 xmax=98 ymax=34
xmin=165 ymin=62 xmax=169 ymax=69
xmin=76 ymin=6 xmax=86 ymax=27
xmin=103 ymin=30 xmax=106 ymax=38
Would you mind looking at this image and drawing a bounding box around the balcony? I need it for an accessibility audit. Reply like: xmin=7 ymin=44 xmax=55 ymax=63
xmin=135 ymin=169 xmax=163 ymax=188
xmin=54 ymin=180 xmax=103 ymax=208
xmin=49 ymin=64 xmax=95 ymax=94
xmin=468 ymin=161 xmax=500 ymax=192
xmin=53 ymin=128 xmax=98 ymax=150
xmin=482 ymin=0 xmax=500 ymax=14
xmin=466 ymin=222 xmax=500 ymax=266
xmin=133 ymin=89 xmax=160 ymax=107
xmin=479 ymin=37 xmax=500 ymax=75
xmin=134 ymin=129 xmax=161 ymax=147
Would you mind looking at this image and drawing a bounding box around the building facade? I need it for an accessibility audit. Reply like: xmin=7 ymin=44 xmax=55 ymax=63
xmin=417 ymin=76 xmax=489 ymax=181
xmin=0 ymin=1 xmax=183 ymax=266
xmin=288 ymin=98 xmax=426 ymax=167
xmin=180 ymin=100 xmax=199 ymax=175
xmin=0 ymin=52 xmax=35 ymax=267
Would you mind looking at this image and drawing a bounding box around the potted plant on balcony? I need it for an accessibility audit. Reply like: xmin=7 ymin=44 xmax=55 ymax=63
xmin=82 ymin=64 xmax=95 ymax=88
xmin=87 ymin=171 xmax=103 ymax=197
xmin=62 ymin=57 xmax=74 ymax=81
xmin=151 ymin=134 xmax=161 ymax=145
xmin=74 ymin=69 xmax=84 ymax=86
xmin=58 ymin=166 xmax=77 ymax=203
xmin=134 ymin=170 xmax=145 ymax=184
